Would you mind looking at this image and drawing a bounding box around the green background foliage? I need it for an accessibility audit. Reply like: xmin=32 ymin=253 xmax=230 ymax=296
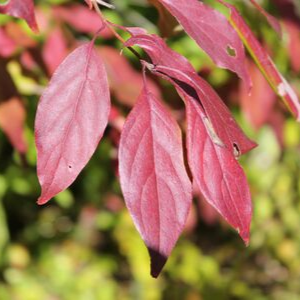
xmin=1 ymin=0 xmax=300 ymax=299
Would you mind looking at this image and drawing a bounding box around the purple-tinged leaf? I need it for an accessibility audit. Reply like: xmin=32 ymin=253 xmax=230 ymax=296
xmin=119 ymin=80 xmax=192 ymax=277
xmin=0 ymin=0 xmax=38 ymax=32
xmin=35 ymin=42 xmax=110 ymax=204
xmin=156 ymin=0 xmax=251 ymax=88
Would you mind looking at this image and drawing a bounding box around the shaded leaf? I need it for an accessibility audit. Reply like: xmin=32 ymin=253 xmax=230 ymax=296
xmin=35 ymin=42 xmax=110 ymax=204
xmin=119 ymin=80 xmax=192 ymax=277
xmin=148 ymin=0 xmax=179 ymax=37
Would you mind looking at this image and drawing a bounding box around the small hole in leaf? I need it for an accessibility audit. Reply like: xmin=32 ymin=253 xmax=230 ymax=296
xmin=226 ymin=45 xmax=236 ymax=57
xmin=68 ymin=165 xmax=72 ymax=169
xmin=233 ymin=143 xmax=241 ymax=159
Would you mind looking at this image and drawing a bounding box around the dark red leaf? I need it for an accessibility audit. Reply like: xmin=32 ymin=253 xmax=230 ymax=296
xmin=125 ymin=33 xmax=254 ymax=241
xmin=35 ymin=41 xmax=110 ymax=204
xmin=126 ymin=33 xmax=256 ymax=156
xmin=185 ymin=98 xmax=252 ymax=244
xmin=148 ymin=0 xmax=178 ymax=37
xmin=119 ymin=80 xmax=192 ymax=277
xmin=0 ymin=0 xmax=38 ymax=32
xmin=156 ymin=0 xmax=251 ymax=88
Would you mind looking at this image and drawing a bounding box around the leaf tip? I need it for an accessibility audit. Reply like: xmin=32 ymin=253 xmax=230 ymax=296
xmin=148 ymin=248 xmax=168 ymax=278
xmin=37 ymin=195 xmax=51 ymax=205
xmin=238 ymin=227 xmax=250 ymax=247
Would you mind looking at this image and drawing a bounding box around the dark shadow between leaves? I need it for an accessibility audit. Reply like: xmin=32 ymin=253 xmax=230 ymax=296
xmin=155 ymin=70 xmax=205 ymax=111
xmin=148 ymin=247 xmax=168 ymax=278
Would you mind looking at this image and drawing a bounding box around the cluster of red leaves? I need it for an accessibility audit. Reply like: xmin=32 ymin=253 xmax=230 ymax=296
xmin=1 ymin=0 xmax=300 ymax=277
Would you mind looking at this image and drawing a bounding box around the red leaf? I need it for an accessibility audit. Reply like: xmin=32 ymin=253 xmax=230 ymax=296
xmin=0 ymin=27 xmax=17 ymax=58
xmin=0 ymin=97 xmax=27 ymax=153
xmin=218 ymin=0 xmax=300 ymax=121
xmin=98 ymin=46 xmax=161 ymax=106
xmin=126 ymin=33 xmax=256 ymax=156
xmin=119 ymin=80 xmax=192 ymax=277
xmin=156 ymin=0 xmax=251 ymax=88
xmin=239 ymin=60 xmax=276 ymax=130
xmin=53 ymin=5 xmax=112 ymax=38
xmin=185 ymin=98 xmax=252 ymax=244
xmin=125 ymin=33 xmax=254 ymax=241
xmin=0 ymin=0 xmax=38 ymax=32
xmin=43 ymin=27 xmax=68 ymax=75
xmin=284 ymin=19 xmax=300 ymax=72
xmin=249 ymin=0 xmax=282 ymax=36
xmin=35 ymin=42 xmax=110 ymax=205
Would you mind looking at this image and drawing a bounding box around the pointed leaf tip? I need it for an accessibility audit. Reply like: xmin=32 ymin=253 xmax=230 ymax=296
xmin=35 ymin=42 xmax=110 ymax=203
xmin=119 ymin=82 xmax=192 ymax=276
xmin=148 ymin=248 xmax=168 ymax=278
